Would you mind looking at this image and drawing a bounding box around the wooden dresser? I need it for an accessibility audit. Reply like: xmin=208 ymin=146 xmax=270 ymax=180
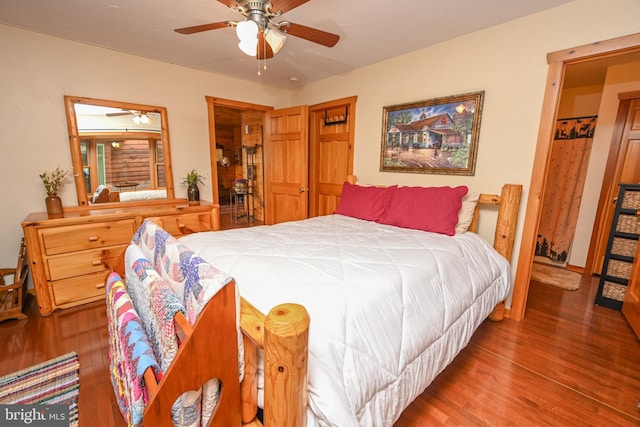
xmin=22 ymin=200 xmax=219 ymax=315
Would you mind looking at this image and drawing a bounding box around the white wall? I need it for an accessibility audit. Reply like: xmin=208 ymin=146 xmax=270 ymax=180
xmin=2 ymin=0 xmax=640 ymax=304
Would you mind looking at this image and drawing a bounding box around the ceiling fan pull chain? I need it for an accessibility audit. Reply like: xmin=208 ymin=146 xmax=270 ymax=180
xmin=263 ymin=31 xmax=268 ymax=71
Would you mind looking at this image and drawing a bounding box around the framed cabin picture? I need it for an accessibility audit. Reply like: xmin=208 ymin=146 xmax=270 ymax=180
xmin=380 ymin=91 xmax=484 ymax=175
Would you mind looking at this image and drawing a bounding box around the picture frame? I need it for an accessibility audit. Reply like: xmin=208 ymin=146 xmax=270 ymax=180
xmin=380 ymin=91 xmax=484 ymax=175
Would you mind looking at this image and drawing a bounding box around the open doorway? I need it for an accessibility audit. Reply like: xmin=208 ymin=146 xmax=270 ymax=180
xmin=205 ymin=97 xmax=272 ymax=229
xmin=510 ymin=33 xmax=640 ymax=321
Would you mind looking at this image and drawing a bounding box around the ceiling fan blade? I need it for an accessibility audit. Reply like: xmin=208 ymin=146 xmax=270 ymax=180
xmin=257 ymin=31 xmax=275 ymax=60
xmin=106 ymin=112 xmax=132 ymax=117
xmin=174 ymin=22 xmax=231 ymax=35
xmin=281 ymin=22 xmax=339 ymax=48
xmin=270 ymin=0 xmax=311 ymax=14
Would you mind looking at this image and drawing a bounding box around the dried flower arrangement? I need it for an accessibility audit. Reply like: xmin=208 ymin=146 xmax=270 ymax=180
xmin=39 ymin=167 xmax=68 ymax=197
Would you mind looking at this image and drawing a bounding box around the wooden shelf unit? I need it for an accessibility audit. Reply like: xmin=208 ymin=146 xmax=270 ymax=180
xmin=595 ymin=183 xmax=640 ymax=310
xmin=22 ymin=200 xmax=219 ymax=316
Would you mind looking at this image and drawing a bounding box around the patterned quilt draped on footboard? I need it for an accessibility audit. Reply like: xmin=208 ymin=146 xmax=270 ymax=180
xmin=106 ymin=273 xmax=162 ymax=426
xmin=106 ymin=219 xmax=241 ymax=427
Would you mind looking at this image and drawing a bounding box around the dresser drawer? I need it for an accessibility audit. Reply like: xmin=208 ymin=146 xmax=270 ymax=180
xmin=46 ymin=245 xmax=127 ymax=281
xmin=159 ymin=212 xmax=212 ymax=236
xmin=51 ymin=271 xmax=109 ymax=306
xmin=40 ymin=220 xmax=135 ymax=255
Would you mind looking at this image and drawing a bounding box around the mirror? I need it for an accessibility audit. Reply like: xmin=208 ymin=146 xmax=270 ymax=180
xmin=64 ymin=96 xmax=175 ymax=206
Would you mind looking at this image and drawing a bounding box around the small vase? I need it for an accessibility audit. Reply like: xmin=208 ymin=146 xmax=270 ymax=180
xmin=187 ymin=184 xmax=200 ymax=205
xmin=45 ymin=195 xmax=64 ymax=219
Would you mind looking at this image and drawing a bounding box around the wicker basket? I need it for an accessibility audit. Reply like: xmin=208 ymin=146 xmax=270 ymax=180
xmin=621 ymin=189 xmax=640 ymax=209
xmin=615 ymin=213 xmax=640 ymax=235
xmin=606 ymin=259 xmax=633 ymax=280
xmin=611 ymin=237 xmax=638 ymax=258
xmin=602 ymin=281 xmax=627 ymax=302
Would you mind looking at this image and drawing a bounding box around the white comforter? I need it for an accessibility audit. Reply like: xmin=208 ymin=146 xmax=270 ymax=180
xmin=180 ymin=214 xmax=512 ymax=427
xmin=119 ymin=189 xmax=167 ymax=202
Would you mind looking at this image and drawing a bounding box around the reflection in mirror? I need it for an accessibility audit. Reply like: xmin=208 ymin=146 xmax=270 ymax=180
xmin=64 ymin=96 xmax=175 ymax=206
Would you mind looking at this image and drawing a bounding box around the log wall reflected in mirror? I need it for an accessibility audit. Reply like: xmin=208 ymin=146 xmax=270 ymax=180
xmin=64 ymin=96 xmax=175 ymax=206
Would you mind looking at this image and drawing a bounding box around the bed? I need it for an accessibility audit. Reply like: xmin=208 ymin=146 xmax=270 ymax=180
xmin=108 ymin=176 xmax=522 ymax=426
xmin=119 ymin=189 xmax=168 ymax=202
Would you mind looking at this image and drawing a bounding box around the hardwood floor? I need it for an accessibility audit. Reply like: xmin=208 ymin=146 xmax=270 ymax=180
xmin=396 ymin=275 xmax=640 ymax=426
xmin=1 ymin=274 xmax=638 ymax=426
xmin=219 ymin=210 xmax=264 ymax=230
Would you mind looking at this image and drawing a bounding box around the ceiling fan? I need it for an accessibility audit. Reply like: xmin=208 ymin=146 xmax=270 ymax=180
xmin=106 ymin=110 xmax=152 ymax=125
xmin=174 ymin=0 xmax=340 ymax=60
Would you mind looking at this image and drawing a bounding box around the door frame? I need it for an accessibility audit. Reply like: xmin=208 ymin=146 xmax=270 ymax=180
xmin=510 ymin=32 xmax=640 ymax=321
xmin=205 ymin=96 xmax=273 ymax=207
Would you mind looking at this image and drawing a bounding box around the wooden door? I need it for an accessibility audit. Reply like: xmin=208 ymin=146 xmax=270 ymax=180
xmin=309 ymin=97 xmax=357 ymax=217
xmin=264 ymin=106 xmax=309 ymax=225
xmin=622 ymin=228 xmax=640 ymax=339
xmin=592 ymin=98 xmax=640 ymax=274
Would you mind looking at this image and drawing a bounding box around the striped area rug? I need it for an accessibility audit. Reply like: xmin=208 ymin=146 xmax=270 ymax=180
xmin=0 ymin=352 xmax=80 ymax=426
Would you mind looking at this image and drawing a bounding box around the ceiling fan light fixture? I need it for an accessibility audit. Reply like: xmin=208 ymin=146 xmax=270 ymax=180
xmin=236 ymin=19 xmax=258 ymax=42
xmin=265 ymin=27 xmax=286 ymax=54
xmin=238 ymin=39 xmax=257 ymax=56
xmin=132 ymin=112 xmax=151 ymax=125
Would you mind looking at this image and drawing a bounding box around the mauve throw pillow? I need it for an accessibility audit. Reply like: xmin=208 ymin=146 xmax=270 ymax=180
xmin=379 ymin=185 xmax=468 ymax=235
xmin=334 ymin=182 xmax=397 ymax=221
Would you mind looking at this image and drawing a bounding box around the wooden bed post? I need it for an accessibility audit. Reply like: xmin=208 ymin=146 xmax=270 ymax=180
xmin=263 ymin=303 xmax=310 ymax=427
xmin=241 ymin=335 xmax=259 ymax=425
xmin=489 ymin=183 xmax=523 ymax=321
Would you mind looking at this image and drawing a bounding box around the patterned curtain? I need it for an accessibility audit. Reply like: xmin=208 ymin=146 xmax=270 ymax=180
xmin=536 ymin=116 xmax=598 ymax=263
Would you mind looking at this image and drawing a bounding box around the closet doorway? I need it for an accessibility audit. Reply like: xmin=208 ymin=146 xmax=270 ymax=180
xmin=510 ymin=33 xmax=640 ymax=321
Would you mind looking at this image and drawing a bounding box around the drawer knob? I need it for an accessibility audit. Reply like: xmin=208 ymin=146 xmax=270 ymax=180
xmin=88 ymin=236 xmax=99 ymax=242
xmin=91 ymin=260 xmax=102 ymax=266
xmin=96 ymin=283 xmax=105 ymax=289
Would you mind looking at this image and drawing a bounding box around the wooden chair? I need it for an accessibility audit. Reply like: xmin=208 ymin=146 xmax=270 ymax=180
xmin=0 ymin=238 xmax=29 ymax=322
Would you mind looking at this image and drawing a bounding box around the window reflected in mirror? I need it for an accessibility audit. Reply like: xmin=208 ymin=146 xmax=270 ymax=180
xmin=64 ymin=96 xmax=175 ymax=206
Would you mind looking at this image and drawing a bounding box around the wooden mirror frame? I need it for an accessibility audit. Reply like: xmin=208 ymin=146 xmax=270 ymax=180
xmin=64 ymin=95 xmax=175 ymax=207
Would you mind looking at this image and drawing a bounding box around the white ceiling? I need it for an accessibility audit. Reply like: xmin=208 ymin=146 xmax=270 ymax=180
xmin=0 ymin=0 xmax=573 ymax=88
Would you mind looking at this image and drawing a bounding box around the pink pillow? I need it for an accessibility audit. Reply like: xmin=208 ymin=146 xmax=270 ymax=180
xmin=379 ymin=185 xmax=468 ymax=235
xmin=335 ymin=182 xmax=397 ymax=221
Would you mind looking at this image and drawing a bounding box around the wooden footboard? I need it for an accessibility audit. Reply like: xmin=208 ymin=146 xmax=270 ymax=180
xmin=112 ymin=223 xmax=310 ymax=427
xmin=240 ymin=299 xmax=310 ymax=427
xmin=138 ymin=296 xmax=309 ymax=426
